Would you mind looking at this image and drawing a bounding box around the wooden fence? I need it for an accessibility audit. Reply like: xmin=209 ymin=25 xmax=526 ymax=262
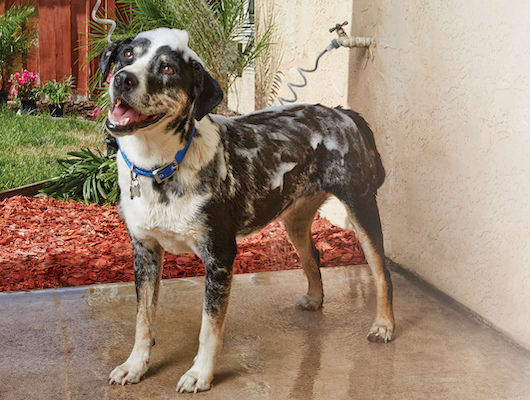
xmin=0 ymin=0 xmax=117 ymax=95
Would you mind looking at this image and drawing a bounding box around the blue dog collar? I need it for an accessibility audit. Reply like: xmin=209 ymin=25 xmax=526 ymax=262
xmin=116 ymin=122 xmax=196 ymax=184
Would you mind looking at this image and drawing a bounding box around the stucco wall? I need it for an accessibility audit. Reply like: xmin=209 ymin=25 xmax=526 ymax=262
xmin=270 ymin=0 xmax=530 ymax=348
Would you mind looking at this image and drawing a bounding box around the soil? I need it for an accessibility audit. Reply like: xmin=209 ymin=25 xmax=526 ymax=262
xmin=0 ymin=196 xmax=365 ymax=292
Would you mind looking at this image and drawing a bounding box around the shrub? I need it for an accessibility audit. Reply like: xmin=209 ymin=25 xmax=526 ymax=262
xmin=41 ymin=76 xmax=74 ymax=105
xmin=87 ymin=0 xmax=275 ymax=96
xmin=40 ymin=149 xmax=118 ymax=205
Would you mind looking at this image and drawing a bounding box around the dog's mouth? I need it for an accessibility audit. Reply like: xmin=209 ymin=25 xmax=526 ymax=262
xmin=106 ymin=98 xmax=165 ymax=135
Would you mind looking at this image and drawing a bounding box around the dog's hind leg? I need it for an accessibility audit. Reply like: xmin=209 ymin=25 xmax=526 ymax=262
xmin=109 ymin=237 xmax=164 ymax=384
xmin=177 ymin=233 xmax=237 ymax=393
xmin=339 ymin=193 xmax=395 ymax=342
xmin=283 ymin=191 xmax=329 ymax=311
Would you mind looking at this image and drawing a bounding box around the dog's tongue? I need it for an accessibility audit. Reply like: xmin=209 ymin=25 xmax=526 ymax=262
xmin=111 ymin=102 xmax=149 ymax=124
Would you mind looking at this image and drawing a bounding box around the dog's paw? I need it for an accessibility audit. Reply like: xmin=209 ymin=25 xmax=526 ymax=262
xmin=367 ymin=320 xmax=394 ymax=343
xmin=108 ymin=359 xmax=148 ymax=385
xmin=176 ymin=369 xmax=212 ymax=393
xmin=296 ymin=294 xmax=323 ymax=311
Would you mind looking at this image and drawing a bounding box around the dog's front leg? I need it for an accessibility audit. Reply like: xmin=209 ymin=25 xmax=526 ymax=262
xmin=109 ymin=237 xmax=163 ymax=385
xmin=177 ymin=237 xmax=236 ymax=393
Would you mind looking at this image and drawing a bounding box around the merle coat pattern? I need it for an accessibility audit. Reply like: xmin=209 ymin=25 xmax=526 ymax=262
xmin=100 ymin=28 xmax=394 ymax=393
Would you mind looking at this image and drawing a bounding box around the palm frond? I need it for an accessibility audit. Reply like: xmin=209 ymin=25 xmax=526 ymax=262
xmin=83 ymin=0 xmax=275 ymax=96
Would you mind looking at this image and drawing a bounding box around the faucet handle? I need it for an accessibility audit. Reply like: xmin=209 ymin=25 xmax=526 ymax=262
xmin=329 ymin=21 xmax=348 ymax=33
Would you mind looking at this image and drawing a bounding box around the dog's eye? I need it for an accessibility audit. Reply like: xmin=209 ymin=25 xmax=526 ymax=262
xmin=124 ymin=49 xmax=133 ymax=59
xmin=162 ymin=64 xmax=174 ymax=75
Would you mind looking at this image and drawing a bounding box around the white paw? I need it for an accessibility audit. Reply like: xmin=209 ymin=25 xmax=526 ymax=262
xmin=367 ymin=320 xmax=394 ymax=343
xmin=108 ymin=359 xmax=148 ymax=385
xmin=176 ymin=369 xmax=212 ymax=393
xmin=296 ymin=294 xmax=323 ymax=311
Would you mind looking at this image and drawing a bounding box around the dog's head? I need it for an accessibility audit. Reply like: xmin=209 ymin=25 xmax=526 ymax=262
xmin=99 ymin=28 xmax=223 ymax=136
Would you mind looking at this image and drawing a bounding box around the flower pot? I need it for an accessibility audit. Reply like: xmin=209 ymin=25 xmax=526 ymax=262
xmin=0 ymin=91 xmax=8 ymax=105
xmin=49 ymin=103 xmax=65 ymax=117
xmin=18 ymin=99 xmax=37 ymax=114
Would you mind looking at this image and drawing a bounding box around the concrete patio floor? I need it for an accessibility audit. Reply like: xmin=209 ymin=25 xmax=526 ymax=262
xmin=1 ymin=265 xmax=529 ymax=400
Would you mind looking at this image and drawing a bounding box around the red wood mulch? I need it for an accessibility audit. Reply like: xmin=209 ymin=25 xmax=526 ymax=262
xmin=0 ymin=196 xmax=365 ymax=292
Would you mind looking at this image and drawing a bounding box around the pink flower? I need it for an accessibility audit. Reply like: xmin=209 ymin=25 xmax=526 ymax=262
xmin=92 ymin=107 xmax=100 ymax=119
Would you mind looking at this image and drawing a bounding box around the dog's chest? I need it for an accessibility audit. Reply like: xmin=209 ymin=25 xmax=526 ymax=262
xmin=118 ymin=163 xmax=210 ymax=254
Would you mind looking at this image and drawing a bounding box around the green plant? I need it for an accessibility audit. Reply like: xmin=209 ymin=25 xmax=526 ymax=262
xmin=40 ymin=149 xmax=118 ymax=205
xmin=41 ymin=76 xmax=74 ymax=105
xmin=86 ymin=0 xmax=275 ymax=96
xmin=0 ymin=4 xmax=37 ymax=93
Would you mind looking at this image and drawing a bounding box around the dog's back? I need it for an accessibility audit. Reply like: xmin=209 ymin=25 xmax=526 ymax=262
xmin=207 ymin=104 xmax=386 ymax=235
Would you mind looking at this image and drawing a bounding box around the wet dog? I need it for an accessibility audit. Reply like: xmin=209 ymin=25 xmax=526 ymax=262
xmin=100 ymin=28 xmax=394 ymax=393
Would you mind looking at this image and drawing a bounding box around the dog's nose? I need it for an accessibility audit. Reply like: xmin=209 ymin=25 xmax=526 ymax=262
xmin=114 ymin=71 xmax=138 ymax=93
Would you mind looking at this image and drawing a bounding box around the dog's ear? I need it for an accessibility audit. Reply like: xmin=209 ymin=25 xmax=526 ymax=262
xmin=191 ymin=60 xmax=224 ymax=120
xmin=98 ymin=38 xmax=133 ymax=84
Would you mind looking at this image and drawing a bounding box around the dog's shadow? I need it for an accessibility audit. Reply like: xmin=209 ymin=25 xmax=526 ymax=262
xmin=144 ymin=349 xmax=182 ymax=378
xmin=211 ymin=369 xmax=239 ymax=386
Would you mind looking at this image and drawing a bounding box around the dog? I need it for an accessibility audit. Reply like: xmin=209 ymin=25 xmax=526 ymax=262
xmin=100 ymin=28 xmax=395 ymax=393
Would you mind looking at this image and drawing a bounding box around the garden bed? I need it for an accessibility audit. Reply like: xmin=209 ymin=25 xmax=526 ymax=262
xmin=0 ymin=196 xmax=366 ymax=292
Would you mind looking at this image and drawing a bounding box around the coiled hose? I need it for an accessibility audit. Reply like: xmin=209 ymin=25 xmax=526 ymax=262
xmin=278 ymin=40 xmax=340 ymax=105
xmin=91 ymin=0 xmax=117 ymax=44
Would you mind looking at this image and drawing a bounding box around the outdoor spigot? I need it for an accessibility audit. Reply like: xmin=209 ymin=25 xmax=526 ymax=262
xmin=330 ymin=20 xmax=373 ymax=49
xmin=329 ymin=21 xmax=349 ymax=38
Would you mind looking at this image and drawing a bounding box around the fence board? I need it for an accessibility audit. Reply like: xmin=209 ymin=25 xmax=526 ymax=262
xmin=55 ymin=0 xmax=72 ymax=80
xmin=38 ymin=0 xmax=56 ymax=82
xmin=71 ymin=0 xmax=89 ymax=95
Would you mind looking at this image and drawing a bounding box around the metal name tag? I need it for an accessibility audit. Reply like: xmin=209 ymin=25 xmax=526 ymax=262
xmin=130 ymin=168 xmax=141 ymax=199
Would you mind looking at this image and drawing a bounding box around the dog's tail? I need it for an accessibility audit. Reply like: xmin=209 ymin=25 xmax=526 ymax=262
xmin=335 ymin=106 xmax=386 ymax=189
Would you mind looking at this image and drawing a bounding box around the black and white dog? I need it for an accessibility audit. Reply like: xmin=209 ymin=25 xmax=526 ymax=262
xmin=101 ymin=28 xmax=394 ymax=393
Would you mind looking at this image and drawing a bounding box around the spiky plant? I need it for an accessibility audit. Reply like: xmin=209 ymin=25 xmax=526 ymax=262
xmin=86 ymin=0 xmax=275 ymax=96
xmin=0 ymin=4 xmax=37 ymax=92
xmin=40 ymin=149 xmax=119 ymax=205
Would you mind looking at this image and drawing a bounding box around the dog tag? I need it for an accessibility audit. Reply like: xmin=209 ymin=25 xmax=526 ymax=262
xmin=130 ymin=169 xmax=141 ymax=199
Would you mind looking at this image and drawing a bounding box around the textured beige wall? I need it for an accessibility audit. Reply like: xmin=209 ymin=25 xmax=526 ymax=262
xmin=271 ymin=0 xmax=530 ymax=348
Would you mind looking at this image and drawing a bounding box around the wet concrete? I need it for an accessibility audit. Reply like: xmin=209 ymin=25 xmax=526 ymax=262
xmin=1 ymin=265 xmax=529 ymax=400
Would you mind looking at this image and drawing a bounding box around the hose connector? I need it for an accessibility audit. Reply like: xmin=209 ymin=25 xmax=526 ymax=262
xmin=337 ymin=36 xmax=372 ymax=48
xmin=327 ymin=39 xmax=341 ymax=52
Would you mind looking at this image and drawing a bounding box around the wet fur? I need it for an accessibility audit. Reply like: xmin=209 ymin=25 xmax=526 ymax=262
xmin=102 ymin=28 xmax=395 ymax=393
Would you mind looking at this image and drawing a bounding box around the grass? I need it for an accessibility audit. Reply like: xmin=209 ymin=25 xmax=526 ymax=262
xmin=0 ymin=107 xmax=105 ymax=191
